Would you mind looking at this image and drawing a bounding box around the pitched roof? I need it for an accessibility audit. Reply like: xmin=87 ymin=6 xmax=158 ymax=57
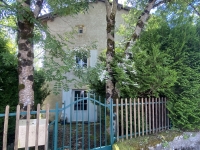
xmin=39 ymin=0 xmax=130 ymax=22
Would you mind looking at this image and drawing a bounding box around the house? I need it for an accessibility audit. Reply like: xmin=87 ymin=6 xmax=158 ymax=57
xmin=40 ymin=1 xmax=129 ymax=121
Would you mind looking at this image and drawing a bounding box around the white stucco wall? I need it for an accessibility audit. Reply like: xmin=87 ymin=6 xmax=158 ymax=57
xmin=46 ymin=2 xmax=127 ymax=51
xmin=42 ymin=2 xmax=128 ymax=120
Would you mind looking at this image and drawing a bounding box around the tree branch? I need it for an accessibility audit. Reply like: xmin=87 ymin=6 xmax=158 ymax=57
xmin=0 ymin=0 xmax=9 ymax=6
xmin=111 ymin=0 xmax=118 ymax=14
xmin=125 ymin=0 xmax=157 ymax=51
xmin=153 ymin=0 xmax=165 ymax=8
xmin=105 ymin=0 xmax=111 ymax=16
xmin=189 ymin=3 xmax=200 ymax=17
xmin=153 ymin=0 xmax=172 ymax=8
xmin=33 ymin=0 xmax=43 ymax=18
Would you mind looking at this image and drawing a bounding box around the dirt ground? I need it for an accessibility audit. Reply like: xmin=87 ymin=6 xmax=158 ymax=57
xmin=48 ymin=122 xmax=109 ymax=150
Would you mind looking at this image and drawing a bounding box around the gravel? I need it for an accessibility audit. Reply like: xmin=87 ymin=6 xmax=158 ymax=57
xmin=149 ymin=132 xmax=200 ymax=150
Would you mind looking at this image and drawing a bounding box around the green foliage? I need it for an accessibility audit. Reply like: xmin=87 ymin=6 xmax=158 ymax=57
xmin=146 ymin=8 xmax=200 ymax=130
xmin=87 ymin=2 xmax=200 ymax=130
xmin=0 ymin=33 xmax=50 ymax=147
xmin=0 ymin=0 xmax=94 ymax=96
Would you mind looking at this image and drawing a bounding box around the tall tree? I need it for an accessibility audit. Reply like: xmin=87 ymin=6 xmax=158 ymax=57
xmin=105 ymin=0 xmax=118 ymax=103
xmin=17 ymin=0 xmax=38 ymax=111
xmin=0 ymin=0 xmax=90 ymax=111
xmin=0 ymin=30 xmax=50 ymax=147
xmin=104 ymin=0 xmax=170 ymax=103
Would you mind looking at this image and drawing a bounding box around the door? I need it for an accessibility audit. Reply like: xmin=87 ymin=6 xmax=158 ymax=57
xmin=72 ymin=90 xmax=88 ymax=121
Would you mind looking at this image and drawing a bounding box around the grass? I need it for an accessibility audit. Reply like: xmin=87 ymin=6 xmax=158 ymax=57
xmin=113 ymin=129 xmax=183 ymax=150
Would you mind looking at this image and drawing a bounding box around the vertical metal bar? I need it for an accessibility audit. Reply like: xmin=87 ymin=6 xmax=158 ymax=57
xmin=167 ymin=98 xmax=170 ymax=129
xmin=155 ymin=98 xmax=158 ymax=133
xmin=52 ymin=124 xmax=54 ymax=149
xmin=62 ymin=101 xmax=66 ymax=149
xmin=14 ymin=105 xmax=20 ymax=150
xmin=54 ymin=103 xmax=59 ymax=150
xmin=104 ymin=99 xmax=107 ymax=146
xmin=149 ymin=98 xmax=151 ymax=134
xmin=110 ymin=99 xmax=114 ymax=145
xmin=69 ymin=94 xmax=72 ymax=150
xmin=162 ymin=97 xmax=164 ymax=131
xmin=94 ymin=94 xmax=96 ymax=148
xmin=70 ymin=98 xmax=72 ymax=150
xmin=164 ymin=98 xmax=167 ymax=130
xmin=35 ymin=104 xmax=40 ymax=150
xmin=99 ymin=96 xmax=102 ymax=147
xmin=159 ymin=98 xmax=161 ymax=132
xmin=152 ymin=98 xmax=155 ymax=134
xmin=76 ymin=94 xmax=78 ymax=150
xmin=142 ymin=98 xmax=144 ymax=136
xmin=145 ymin=98 xmax=148 ymax=135
xmin=45 ymin=104 xmax=49 ymax=150
xmin=3 ymin=105 xmax=9 ymax=150
xmin=134 ymin=98 xmax=136 ymax=138
xmin=109 ymin=99 xmax=112 ymax=145
xmin=82 ymin=95 xmax=84 ymax=150
xmin=88 ymin=93 xmax=90 ymax=149
xmin=121 ymin=98 xmax=124 ymax=141
xmin=130 ymin=99 xmax=132 ymax=139
xmin=25 ymin=105 xmax=30 ymax=150
xmin=125 ymin=98 xmax=128 ymax=139
xmin=116 ymin=98 xmax=119 ymax=141
xmin=138 ymin=98 xmax=140 ymax=137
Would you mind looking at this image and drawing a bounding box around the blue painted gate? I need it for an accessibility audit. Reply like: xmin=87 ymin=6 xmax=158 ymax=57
xmin=48 ymin=94 xmax=115 ymax=150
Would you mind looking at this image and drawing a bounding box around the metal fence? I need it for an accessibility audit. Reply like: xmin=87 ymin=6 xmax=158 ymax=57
xmin=0 ymin=96 xmax=114 ymax=150
xmin=114 ymin=97 xmax=170 ymax=141
xmin=0 ymin=96 xmax=170 ymax=150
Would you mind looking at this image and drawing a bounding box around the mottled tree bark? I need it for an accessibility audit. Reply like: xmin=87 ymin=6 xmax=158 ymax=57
xmin=17 ymin=0 xmax=43 ymax=112
xmin=105 ymin=0 xmax=118 ymax=104
xmin=125 ymin=0 xmax=157 ymax=52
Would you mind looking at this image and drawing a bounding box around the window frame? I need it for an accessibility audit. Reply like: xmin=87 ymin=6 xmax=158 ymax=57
xmin=73 ymin=90 xmax=87 ymax=111
xmin=75 ymin=56 xmax=88 ymax=68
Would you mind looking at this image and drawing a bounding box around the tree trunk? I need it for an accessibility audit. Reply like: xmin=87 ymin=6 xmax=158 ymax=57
xmin=125 ymin=0 xmax=157 ymax=52
xmin=105 ymin=0 xmax=118 ymax=139
xmin=105 ymin=0 xmax=118 ymax=104
xmin=17 ymin=0 xmax=43 ymax=112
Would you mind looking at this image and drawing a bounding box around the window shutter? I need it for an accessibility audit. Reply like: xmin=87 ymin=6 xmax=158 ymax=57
xmin=62 ymin=89 xmax=72 ymax=103
xmin=90 ymin=50 xmax=98 ymax=67
xmin=83 ymin=26 xmax=86 ymax=33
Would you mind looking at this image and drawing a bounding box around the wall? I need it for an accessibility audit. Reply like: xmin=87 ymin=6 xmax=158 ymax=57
xmin=42 ymin=2 xmax=128 ymax=120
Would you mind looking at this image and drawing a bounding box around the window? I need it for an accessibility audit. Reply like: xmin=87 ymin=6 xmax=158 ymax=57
xmin=78 ymin=26 xmax=83 ymax=33
xmin=76 ymin=56 xmax=87 ymax=68
xmin=74 ymin=90 xmax=87 ymax=110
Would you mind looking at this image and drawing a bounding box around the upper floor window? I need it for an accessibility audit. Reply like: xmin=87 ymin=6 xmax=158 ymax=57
xmin=76 ymin=56 xmax=87 ymax=68
xmin=78 ymin=26 xmax=83 ymax=34
xmin=76 ymin=25 xmax=85 ymax=34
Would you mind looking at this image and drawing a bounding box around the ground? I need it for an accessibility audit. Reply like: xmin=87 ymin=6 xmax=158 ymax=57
xmin=48 ymin=122 xmax=109 ymax=150
xmin=113 ymin=129 xmax=200 ymax=150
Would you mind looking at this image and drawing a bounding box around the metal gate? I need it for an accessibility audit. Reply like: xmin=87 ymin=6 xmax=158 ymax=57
xmin=48 ymin=94 xmax=114 ymax=150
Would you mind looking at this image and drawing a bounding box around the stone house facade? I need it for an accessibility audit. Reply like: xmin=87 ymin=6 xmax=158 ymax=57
xmin=40 ymin=1 xmax=129 ymax=121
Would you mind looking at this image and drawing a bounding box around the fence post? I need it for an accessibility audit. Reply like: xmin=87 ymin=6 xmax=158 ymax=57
xmin=3 ymin=105 xmax=9 ymax=150
xmin=25 ymin=104 xmax=31 ymax=150
xmin=54 ymin=103 xmax=59 ymax=150
xmin=110 ymin=99 xmax=114 ymax=146
xmin=35 ymin=104 xmax=40 ymax=150
xmin=116 ymin=99 xmax=119 ymax=141
xmin=45 ymin=104 xmax=50 ymax=150
xmin=14 ymin=105 xmax=20 ymax=150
